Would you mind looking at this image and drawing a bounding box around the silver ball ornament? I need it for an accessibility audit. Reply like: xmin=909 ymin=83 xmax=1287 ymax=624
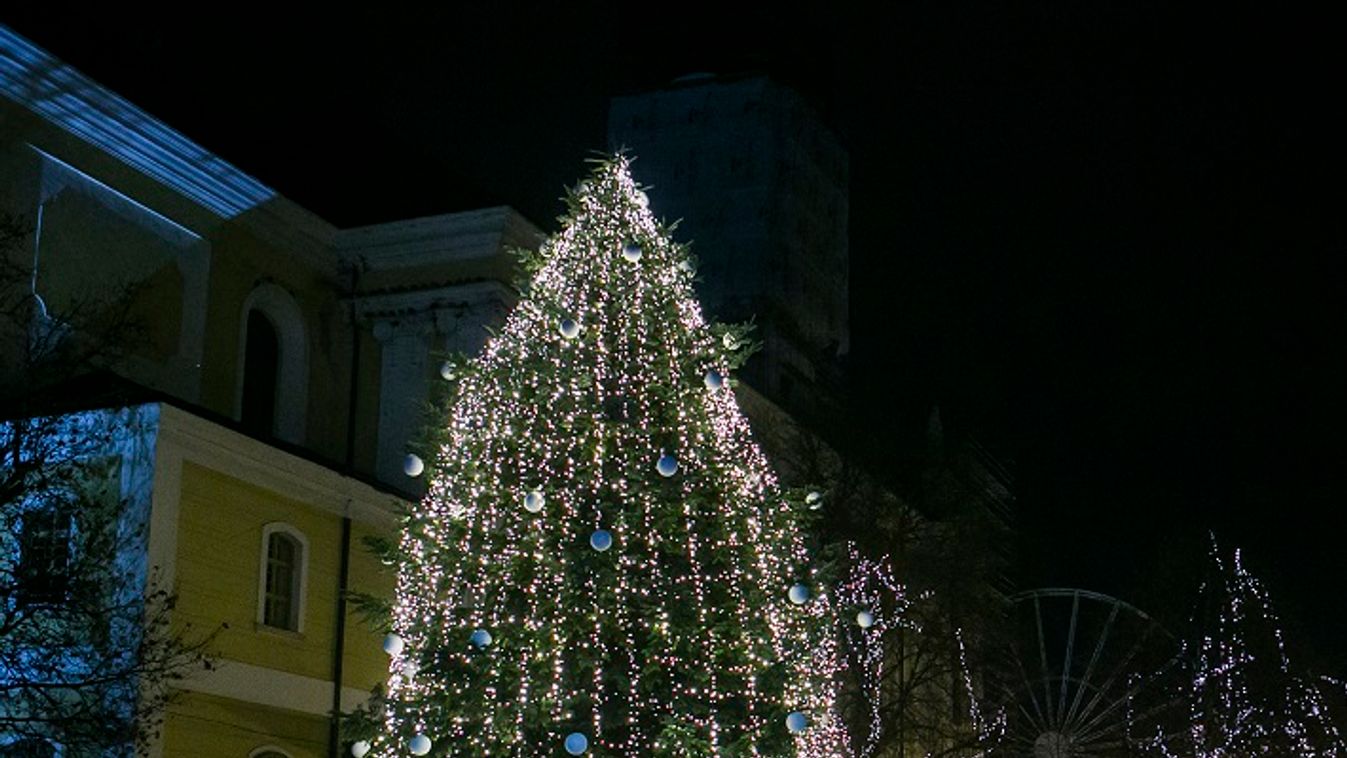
xmin=402 ymin=453 xmax=424 ymax=478
xmin=439 ymin=360 xmax=455 ymax=381
xmin=656 ymin=453 xmax=679 ymax=478
xmin=622 ymin=242 xmax=643 ymax=262
xmin=470 ymin=628 xmax=493 ymax=648
xmin=523 ymin=490 xmax=545 ymax=513
xmin=409 ymin=734 xmax=432 ymax=755
xmin=565 ymin=732 xmax=589 ymax=755
xmin=382 ymin=633 xmax=404 ymax=656
xmin=787 ymin=711 xmax=808 ymax=733
xmin=856 ymin=610 xmax=876 ymax=629
xmin=350 ymin=740 xmax=371 ymax=758
xmin=704 ymin=369 xmax=724 ymax=390
xmin=805 ymin=491 xmax=823 ymax=510
xmin=559 ymin=318 xmax=581 ymax=340
xmin=788 ymin=584 xmax=810 ymax=605
xmin=590 ymin=529 xmax=613 ymax=552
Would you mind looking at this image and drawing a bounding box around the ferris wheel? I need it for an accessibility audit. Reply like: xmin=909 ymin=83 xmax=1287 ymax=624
xmin=993 ymin=588 xmax=1185 ymax=757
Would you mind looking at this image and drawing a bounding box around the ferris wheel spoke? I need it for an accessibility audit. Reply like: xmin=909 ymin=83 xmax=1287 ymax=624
xmin=1073 ymin=663 xmax=1160 ymax=746
xmin=1012 ymin=645 xmax=1050 ymax=733
xmin=1074 ymin=621 xmax=1157 ymax=728
xmin=1057 ymin=591 xmax=1081 ymax=723
xmin=1064 ymin=599 xmax=1120 ymax=729
xmin=1034 ymin=594 xmax=1058 ymax=729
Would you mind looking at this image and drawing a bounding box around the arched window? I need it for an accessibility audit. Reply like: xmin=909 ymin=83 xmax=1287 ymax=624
xmin=241 ymin=310 xmax=280 ymax=435
xmin=256 ymin=523 xmax=308 ymax=633
xmin=235 ymin=283 xmax=308 ymax=444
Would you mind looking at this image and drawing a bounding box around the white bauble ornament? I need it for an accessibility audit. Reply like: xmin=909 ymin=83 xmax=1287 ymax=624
xmin=401 ymin=659 xmax=420 ymax=678
xmin=805 ymin=491 xmax=823 ymax=509
xmin=656 ymin=453 xmax=679 ymax=478
xmin=723 ymin=332 xmax=738 ymax=349
xmin=856 ymin=610 xmax=876 ymax=629
xmin=524 ymin=490 xmax=545 ymax=513
xmin=559 ymin=318 xmax=581 ymax=340
xmin=409 ymin=734 xmax=432 ymax=755
xmin=350 ymin=740 xmax=371 ymax=758
xmin=786 ymin=711 xmax=808 ymax=733
xmin=788 ymin=584 xmax=810 ymax=605
xmin=590 ymin=529 xmax=613 ymax=552
xmin=622 ymin=242 xmax=643 ymax=262
xmin=439 ymin=360 xmax=455 ymax=381
xmin=470 ymin=628 xmax=493 ymax=648
xmin=679 ymin=259 xmax=694 ymax=274
xmin=565 ymin=732 xmax=589 ymax=755
xmin=402 ymin=453 xmax=424 ymax=477
xmin=704 ymin=369 xmax=724 ymax=390
xmin=635 ymin=190 xmax=650 ymax=208
xmin=382 ymin=633 xmax=404 ymax=656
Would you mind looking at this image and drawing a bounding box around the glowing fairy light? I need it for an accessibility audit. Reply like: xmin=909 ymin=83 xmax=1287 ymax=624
xmin=1138 ymin=539 xmax=1346 ymax=756
xmin=365 ymin=157 xmax=846 ymax=756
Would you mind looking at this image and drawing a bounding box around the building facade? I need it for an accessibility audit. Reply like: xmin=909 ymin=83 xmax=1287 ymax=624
xmin=609 ymin=74 xmax=850 ymax=425
xmin=0 ymin=25 xmax=539 ymax=758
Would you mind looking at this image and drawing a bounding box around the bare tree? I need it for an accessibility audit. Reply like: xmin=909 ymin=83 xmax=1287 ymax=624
xmin=0 ymin=212 xmax=213 ymax=756
xmin=1135 ymin=539 xmax=1347 ymax=757
xmin=774 ymin=410 xmax=1012 ymax=758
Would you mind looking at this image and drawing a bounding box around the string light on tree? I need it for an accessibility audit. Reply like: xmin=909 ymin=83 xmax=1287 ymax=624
xmin=1138 ymin=538 xmax=1347 ymax=756
xmin=352 ymin=157 xmax=847 ymax=757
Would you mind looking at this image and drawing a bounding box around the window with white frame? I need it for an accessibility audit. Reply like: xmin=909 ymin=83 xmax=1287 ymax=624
xmin=257 ymin=523 xmax=308 ymax=633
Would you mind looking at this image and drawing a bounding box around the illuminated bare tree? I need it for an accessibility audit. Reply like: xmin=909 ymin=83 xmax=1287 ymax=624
xmin=1137 ymin=539 xmax=1347 ymax=757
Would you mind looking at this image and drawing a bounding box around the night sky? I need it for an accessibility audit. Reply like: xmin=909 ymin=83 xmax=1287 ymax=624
xmin=4 ymin=5 xmax=1341 ymax=670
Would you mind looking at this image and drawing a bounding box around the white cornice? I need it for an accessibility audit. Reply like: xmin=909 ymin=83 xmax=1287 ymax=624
xmin=179 ymin=657 xmax=371 ymax=716
xmin=155 ymin=403 xmax=403 ymax=527
xmin=354 ymin=280 xmax=516 ymax=322
xmin=335 ymin=206 xmax=543 ymax=270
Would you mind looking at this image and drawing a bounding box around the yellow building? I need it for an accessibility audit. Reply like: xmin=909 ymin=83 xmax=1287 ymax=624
xmin=0 ymin=24 xmax=539 ymax=758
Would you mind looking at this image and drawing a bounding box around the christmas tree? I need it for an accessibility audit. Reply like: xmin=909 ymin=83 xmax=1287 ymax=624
xmin=356 ymin=157 xmax=846 ymax=757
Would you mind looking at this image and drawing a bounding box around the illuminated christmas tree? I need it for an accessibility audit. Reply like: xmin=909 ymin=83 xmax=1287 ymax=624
xmin=354 ymin=157 xmax=846 ymax=757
